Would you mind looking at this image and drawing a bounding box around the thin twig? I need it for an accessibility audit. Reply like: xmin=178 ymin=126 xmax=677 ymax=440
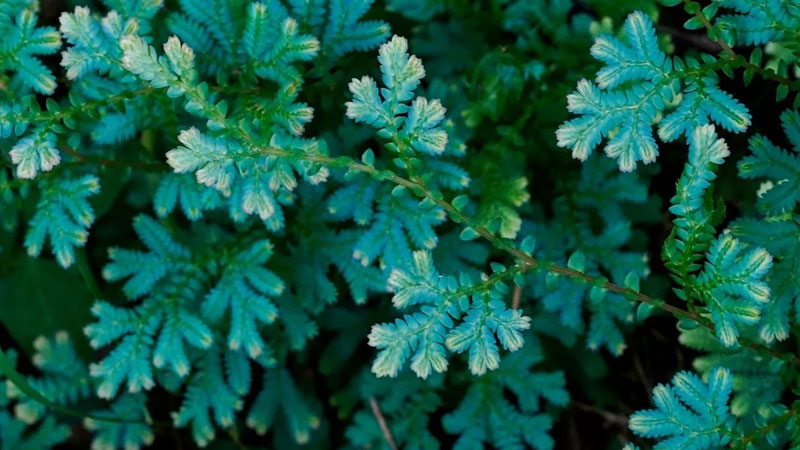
xmin=60 ymin=142 xmax=167 ymax=172
xmin=226 ymin=428 xmax=248 ymax=450
xmin=369 ymin=396 xmax=399 ymax=450
xmin=632 ymin=350 xmax=652 ymax=397
xmin=511 ymin=284 xmax=522 ymax=309
xmin=656 ymin=24 xmax=722 ymax=53
xmin=573 ymin=401 xmax=629 ymax=427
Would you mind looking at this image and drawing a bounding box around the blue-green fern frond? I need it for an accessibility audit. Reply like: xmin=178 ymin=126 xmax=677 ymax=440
xmin=714 ymin=0 xmax=800 ymax=46
xmin=83 ymin=394 xmax=155 ymax=450
xmin=629 ymin=367 xmax=735 ymax=450
xmin=679 ymin=327 xmax=784 ymax=418
xmin=321 ymin=0 xmax=389 ymax=56
xmin=246 ymin=367 xmax=321 ymax=444
xmin=368 ymin=250 xmax=531 ymax=378
xmin=557 ymin=11 xmax=750 ymax=171
xmin=731 ymin=215 xmax=800 ymax=343
xmin=154 ymin=173 xmax=223 ymax=220
xmin=663 ymin=125 xmax=730 ymax=288
xmin=0 ymin=3 xmax=61 ymax=95
xmin=171 ymin=346 xmax=244 ymax=447
xmin=529 ymin=155 xmax=649 ymax=354
xmin=203 ymin=240 xmax=283 ymax=357
xmin=693 ymin=233 xmax=772 ymax=347
xmin=738 ymin=110 xmax=800 ymax=214
xmin=442 ymin=337 xmax=568 ymax=450
xmin=2 ymin=333 xmax=153 ymax=450
xmin=346 ymin=35 xmax=449 ymax=156
xmin=24 ymin=175 xmax=100 ymax=268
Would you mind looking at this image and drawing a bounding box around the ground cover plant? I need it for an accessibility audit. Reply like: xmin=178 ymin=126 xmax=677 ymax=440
xmin=4 ymin=0 xmax=800 ymax=449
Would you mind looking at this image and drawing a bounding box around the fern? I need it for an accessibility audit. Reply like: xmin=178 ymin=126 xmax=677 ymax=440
xmin=171 ymin=345 xmax=244 ymax=446
xmin=557 ymin=11 xmax=750 ymax=171
xmin=87 ymin=215 xmax=283 ymax=396
xmin=693 ymin=233 xmax=772 ymax=347
xmin=738 ymin=109 xmax=800 ymax=214
xmin=2 ymin=333 xmax=152 ymax=450
xmin=629 ymin=367 xmax=735 ymax=450
xmin=368 ymin=250 xmax=531 ymax=378
xmin=344 ymin=370 xmax=442 ymax=449
xmin=529 ymin=155 xmax=649 ymax=354
xmin=345 ymin=35 xmax=448 ymax=156
xmin=4 ymin=0 xmax=800 ymax=449
xmin=714 ymin=0 xmax=800 ymax=46
xmin=246 ymin=367 xmax=321 ymax=444
xmin=0 ymin=2 xmax=61 ymax=95
xmin=731 ymin=215 xmax=800 ymax=342
xmin=679 ymin=327 xmax=784 ymax=417
xmin=120 ymin=34 xmax=329 ymax=227
xmin=663 ymin=124 xmax=730 ymax=289
xmin=24 ymin=175 xmax=100 ymax=268
xmin=442 ymin=337 xmax=568 ymax=450
xmin=321 ymin=0 xmax=391 ymax=56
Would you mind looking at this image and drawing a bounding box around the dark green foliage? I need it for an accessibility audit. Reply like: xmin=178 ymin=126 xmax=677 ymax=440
xmin=3 ymin=0 xmax=800 ymax=449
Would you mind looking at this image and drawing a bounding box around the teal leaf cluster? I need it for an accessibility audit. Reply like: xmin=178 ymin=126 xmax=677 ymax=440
xmin=5 ymin=0 xmax=800 ymax=449
xmin=0 ymin=3 xmax=61 ymax=94
xmin=442 ymin=337 xmax=569 ymax=450
xmin=557 ymin=11 xmax=750 ymax=171
xmin=25 ymin=175 xmax=99 ymax=268
xmin=368 ymin=250 xmax=531 ymax=378
xmin=629 ymin=367 xmax=734 ymax=450
xmin=2 ymin=333 xmax=152 ymax=450
xmin=346 ymin=35 xmax=448 ymax=156
xmin=738 ymin=110 xmax=800 ymax=214
xmin=529 ymin=155 xmax=649 ymax=354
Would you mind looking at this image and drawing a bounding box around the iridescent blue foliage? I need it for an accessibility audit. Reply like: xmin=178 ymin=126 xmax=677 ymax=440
xmin=1 ymin=1 xmax=799 ymax=449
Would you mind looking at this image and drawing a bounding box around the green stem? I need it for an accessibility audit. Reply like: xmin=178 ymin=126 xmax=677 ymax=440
xmin=684 ymin=0 xmax=800 ymax=93
xmin=226 ymin=136 xmax=800 ymax=368
xmin=76 ymin=248 xmax=102 ymax=300
xmin=732 ymin=402 xmax=800 ymax=449
xmin=139 ymin=51 xmax=800 ymax=369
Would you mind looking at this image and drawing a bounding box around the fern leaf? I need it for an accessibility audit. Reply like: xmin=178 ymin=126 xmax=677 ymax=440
xmin=629 ymin=367 xmax=735 ymax=450
xmin=557 ymin=12 xmax=750 ymax=171
xmin=368 ymin=250 xmax=531 ymax=378
xmin=24 ymin=175 xmax=99 ymax=268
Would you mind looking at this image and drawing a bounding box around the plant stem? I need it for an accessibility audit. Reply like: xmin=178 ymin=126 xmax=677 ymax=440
xmin=76 ymin=248 xmax=102 ymax=300
xmin=684 ymin=0 xmax=800 ymax=92
xmin=369 ymin=396 xmax=399 ymax=450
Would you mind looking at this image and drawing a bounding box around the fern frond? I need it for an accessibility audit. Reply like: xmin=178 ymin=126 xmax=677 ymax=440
xmin=246 ymin=368 xmax=321 ymax=444
xmin=24 ymin=175 xmax=99 ymax=268
xmin=731 ymin=215 xmax=800 ymax=342
xmin=629 ymin=367 xmax=735 ymax=450
xmin=368 ymin=250 xmax=531 ymax=378
xmin=679 ymin=327 xmax=784 ymax=417
xmin=557 ymin=12 xmax=750 ymax=171
xmin=0 ymin=4 xmax=61 ymax=94
xmin=171 ymin=346 xmax=244 ymax=447
xmin=442 ymin=337 xmax=568 ymax=450
xmin=715 ymin=0 xmax=800 ymax=46
xmin=663 ymin=125 xmax=730 ymax=286
xmin=738 ymin=110 xmax=800 ymax=214
xmin=322 ymin=0 xmax=390 ymax=56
